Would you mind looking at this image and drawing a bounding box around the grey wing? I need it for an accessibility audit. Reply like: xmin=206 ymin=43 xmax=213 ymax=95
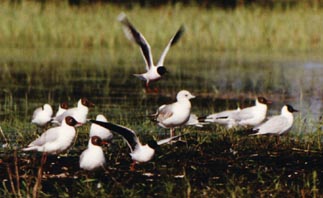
xmin=234 ymin=108 xmax=254 ymax=121
xmin=156 ymin=104 xmax=174 ymax=122
xmin=157 ymin=25 xmax=185 ymax=66
xmin=28 ymin=127 xmax=60 ymax=147
xmin=254 ymin=116 xmax=287 ymax=134
xmin=118 ymin=13 xmax=153 ymax=71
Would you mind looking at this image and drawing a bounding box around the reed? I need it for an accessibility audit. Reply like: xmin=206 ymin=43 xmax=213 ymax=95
xmin=0 ymin=1 xmax=322 ymax=52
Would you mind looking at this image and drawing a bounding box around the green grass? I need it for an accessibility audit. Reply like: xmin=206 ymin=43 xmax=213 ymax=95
xmin=0 ymin=2 xmax=323 ymax=197
xmin=0 ymin=1 xmax=323 ymax=52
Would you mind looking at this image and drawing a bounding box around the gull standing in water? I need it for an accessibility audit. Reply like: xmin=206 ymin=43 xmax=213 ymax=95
xmin=118 ymin=13 xmax=185 ymax=90
xmin=90 ymin=120 xmax=183 ymax=171
xmin=151 ymin=90 xmax=195 ymax=137
xmin=251 ymin=104 xmax=298 ymax=135
xmin=79 ymin=136 xmax=108 ymax=171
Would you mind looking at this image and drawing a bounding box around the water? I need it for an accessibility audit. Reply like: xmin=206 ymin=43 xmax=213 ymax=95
xmin=0 ymin=49 xmax=323 ymax=196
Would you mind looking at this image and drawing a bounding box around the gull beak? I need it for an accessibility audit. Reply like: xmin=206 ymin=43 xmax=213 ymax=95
xmin=75 ymin=122 xmax=83 ymax=127
xmin=101 ymin=140 xmax=109 ymax=146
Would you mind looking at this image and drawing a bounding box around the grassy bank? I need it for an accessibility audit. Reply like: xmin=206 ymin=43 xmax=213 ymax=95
xmin=0 ymin=1 xmax=322 ymax=52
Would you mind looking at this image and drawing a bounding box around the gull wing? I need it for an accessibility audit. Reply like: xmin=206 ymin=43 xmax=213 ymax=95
xmin=118 ymin=13 xmax=153 ymax=71
xmin=252 ymin=116 xmax=288 ymax=135
xmin=157 ymin=133 xmax=186 ymax=145
xmin=156 ymin=104 xmax=174 ymax=122
xmin=157 ymin=25 xmax=185 ymax=66
xmin=90 ymin=120 xmax=139 ymax=152
xmin=28 ymin=127 xmax=60 ymax=147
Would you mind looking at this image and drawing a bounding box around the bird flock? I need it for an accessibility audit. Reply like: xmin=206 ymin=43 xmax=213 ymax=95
xmin=22 ymin=13 xmax=299 ymax=171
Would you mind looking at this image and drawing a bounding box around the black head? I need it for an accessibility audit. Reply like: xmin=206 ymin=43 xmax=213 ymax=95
xmin=257 ymin=97 xmax=271 ymax=105
xmin=147 ymin=140 xmax=158 ymax=149
xmin=81 ymin=98 xmax=95 ymax=107
xmin=91 ymin=136 xmax=107 ymax=146
xmin=60 ymin=102 xmax=69 ymax=109
xmin=157 ymin=66 xmax=168 ymax=76
xmin=65 ymin=116 xmax=79 ymax=126
xmin=286 ymin=104 xmax=298 ymax=113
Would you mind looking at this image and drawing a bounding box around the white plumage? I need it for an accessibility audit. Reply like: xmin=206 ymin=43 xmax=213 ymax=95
xmin=90 ymin=114 xmax=113 ymax=140
xmin=118 ymin=12 xmax=184 ymax=88
xmin=251 ymin=104 xmax=298 ymax=135
xmin=152 ymin=90 xmax=195 ymax=137
xmin=31 ymin=103 xmax=53 ymax=127
xmin=23 ymin=116 xmax=80 ymax=154
xmin=52 ymin=98 xmax=94 ymax=125
xmin=80 ymin=136 xmax=107 ymax=171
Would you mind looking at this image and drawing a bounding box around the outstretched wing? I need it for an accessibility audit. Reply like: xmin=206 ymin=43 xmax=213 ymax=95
xmin=90 ymin=120 xmax=139 ymax=152
xmin=157 ymin=25 xmax=185 ymax=66
xmin=157 ymin=133 xmax=186 ymax=145
xmin=118 ymin=13 xmax=153 ymax=71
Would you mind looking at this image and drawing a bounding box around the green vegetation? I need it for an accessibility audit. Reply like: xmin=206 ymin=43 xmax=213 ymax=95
xmin=0 ymin=1 xmax=323 ymax=52
xmin=0 ymin=1 xmax=323 ymax=197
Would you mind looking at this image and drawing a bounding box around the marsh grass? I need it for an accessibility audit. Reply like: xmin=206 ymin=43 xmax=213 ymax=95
xmin=0 ymin=2 xmax=323 ymax=197
xmin=0 ymin=1 xmax=323 ymax=52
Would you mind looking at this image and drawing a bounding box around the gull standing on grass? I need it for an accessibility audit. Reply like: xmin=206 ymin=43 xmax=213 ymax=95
xmin=233 ymin=97 xmax=271 ymax=127
xmin=118 ymin=12 xmax=185 ymax=90
xmin=203 ymin=107 xmax=241 ymax=129
xmin=79 ymin=136 xmax=107 ymax=171
xmin=89 ymin=114 xmax=113 ymax=141
xmin=89 ymin=120 xmax=184 ymax=171
xmin=23 ymin=116 xmax=81 ymax=164
xmin=31 ymin=103 xmax=53 ymax=127
xmin=52 ymin=98 xmax=94 ymax=125
xmin=151 ymin=90 xmax=195 ymax=137
xmin=251 ymin=104 xmax=298 ymax=135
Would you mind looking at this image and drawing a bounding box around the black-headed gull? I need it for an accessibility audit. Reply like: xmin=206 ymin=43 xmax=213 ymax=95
xmin=89 ymin=120 xmax=183 ymax=171
xmin=151 ymin=90 xmax=195 ymax=137
xmin=90 ymin=114 xmax=113 ymax=141
xmin=251 ymin=104 xmax=298 ymax=135
xmin=31 ymin=103 xmax=53 ymax=127
xmin=118 ymin=13 xmax=185 ymax=89
xmin=23 ymin=116 xmax=81 ymax=154
xmin=233 ymin=97 xmax=271 ymax=127
xmin=203 ymin=107 xmax=241 ymax=129
xmin=52 ymin=98 xmax=94 ymax=125
xmin=79 ymin=136 xmax=107 ymax=171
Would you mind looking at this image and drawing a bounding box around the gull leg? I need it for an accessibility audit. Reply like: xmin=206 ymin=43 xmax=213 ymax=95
xmin=130 ymin=161 xmax=136 ymax=172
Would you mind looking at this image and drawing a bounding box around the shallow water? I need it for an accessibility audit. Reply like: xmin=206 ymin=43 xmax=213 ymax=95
xmin=0 ymin=48 xmax=323 ymax=196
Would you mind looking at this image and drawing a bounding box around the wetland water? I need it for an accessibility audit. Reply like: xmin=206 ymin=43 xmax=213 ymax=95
xmin=0 ymin=49 xmax=323 ymax=196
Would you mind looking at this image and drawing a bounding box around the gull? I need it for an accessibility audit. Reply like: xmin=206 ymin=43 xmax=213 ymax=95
xmin=53 ymin=102 xmax=69 ymax=120
xmin=89 ymin=114 xmax=113 ymax=141
xmin=52 ymin=98 xmax=94 ymax=125
xmin=31 ymin=103 xmax=53 ymax=127
xmin=251 ymin=104 xmax=298 ymax=135
xmin=151 ymin=90 xmax=195 ymax=137
xmin=233 ymin=97 xmax=271 ymax=127
xmin=23 ymin=116 xmax=81 ymax=154
xmin=89 ymin=120 xmax=183 ymax=171
xmin=79 ymin=136 xmax=107 ymax=171
xmin=118 ymin=12 xmax=185 ymax=89
xmin=203 ymin=107 xmax=241 ymax=129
